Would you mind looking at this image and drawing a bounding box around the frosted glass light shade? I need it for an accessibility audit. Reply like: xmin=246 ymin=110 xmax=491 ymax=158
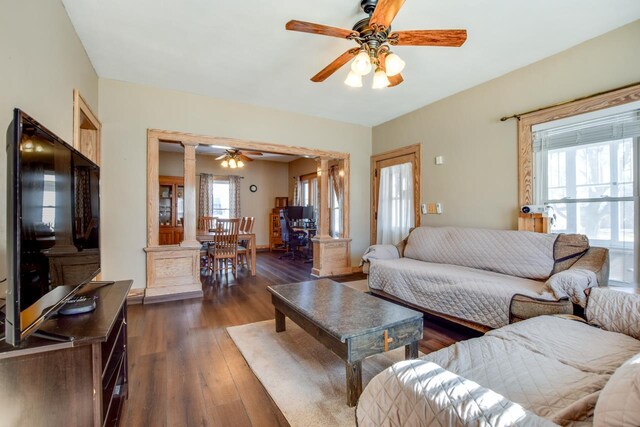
xmin=221 ymin=159 xmax=229 ymax=168
xmin=237 ymin=160 xmax=244 ymax=168
xmin=344 ymin=71 xmax=363 ymax=87
xmin=384 ymin=53 xmax=405 ymax=76
xmin=351 ymin=51 xmax=372 ymax=75
xmin=372 ymin=68 xmax=390 ymax=89
xmin=229 ymin=158 xmax=237 ymax=168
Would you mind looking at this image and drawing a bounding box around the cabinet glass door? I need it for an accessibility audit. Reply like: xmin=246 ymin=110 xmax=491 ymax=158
xmin=159 ymin=184 xmax=173 ymax=226
xmin=176 ymin=185 xmax=184 ymax=227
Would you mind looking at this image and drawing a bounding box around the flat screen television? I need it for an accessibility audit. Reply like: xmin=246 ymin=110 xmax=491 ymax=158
xmin=5 ymin=109 xmax=101 ymax=346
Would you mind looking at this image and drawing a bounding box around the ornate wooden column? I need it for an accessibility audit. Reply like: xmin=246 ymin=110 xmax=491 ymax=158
xmin=180 ymin=140 xmax=200 ymax=248
xmin=311 ymin=158 xmax=352 ymax=277
xmin=144 ymin=131 xmax=202 ymax=303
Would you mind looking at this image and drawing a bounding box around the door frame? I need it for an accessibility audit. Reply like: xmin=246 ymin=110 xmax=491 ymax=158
xmin=370 ymin=144 xmax=422 ymax=245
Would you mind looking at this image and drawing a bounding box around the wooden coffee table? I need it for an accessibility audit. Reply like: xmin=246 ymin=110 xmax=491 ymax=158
xmin=267 ymin=279 xmax=423 ymax=407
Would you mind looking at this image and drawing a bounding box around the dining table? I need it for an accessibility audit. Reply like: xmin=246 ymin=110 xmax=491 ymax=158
xmin=196 ymin=229 xmax=257 ymax=276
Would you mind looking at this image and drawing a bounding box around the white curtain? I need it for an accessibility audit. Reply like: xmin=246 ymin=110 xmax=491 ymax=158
xmin=377 ymin=162 xmax=414 ymax=244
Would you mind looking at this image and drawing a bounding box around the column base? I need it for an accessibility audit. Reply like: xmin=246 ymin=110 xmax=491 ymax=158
xmin=310 ymin=237 xmax=352 ymax=277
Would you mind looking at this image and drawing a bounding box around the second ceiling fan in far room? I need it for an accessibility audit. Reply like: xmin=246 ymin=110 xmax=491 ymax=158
xmin=285 ymin=0 xmax=468 ymax=88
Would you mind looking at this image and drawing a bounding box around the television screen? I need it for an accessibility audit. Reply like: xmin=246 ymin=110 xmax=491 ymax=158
xmin=5 ymin=109 xmax=100 ymax=345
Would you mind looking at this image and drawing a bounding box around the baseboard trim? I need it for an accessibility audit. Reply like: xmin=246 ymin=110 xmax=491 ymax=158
xmin=127 ymin=289 xmax=145 ymax=305
xmin=143 ymin=285 xmax=203 ymax=304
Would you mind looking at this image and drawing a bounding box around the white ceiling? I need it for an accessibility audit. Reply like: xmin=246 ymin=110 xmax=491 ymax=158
xmin=62 ymin=0 xmax=640 ymax=126
xmin=159 ymin=141 xmax=302 ymax=162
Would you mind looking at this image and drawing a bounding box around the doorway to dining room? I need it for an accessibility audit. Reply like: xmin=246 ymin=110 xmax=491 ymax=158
xmin=143 ymin=129 xmax=352 ymax=303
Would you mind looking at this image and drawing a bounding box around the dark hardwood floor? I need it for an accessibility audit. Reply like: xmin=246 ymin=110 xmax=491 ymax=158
xmin=120 ymin=251 xmax=480 ymax=427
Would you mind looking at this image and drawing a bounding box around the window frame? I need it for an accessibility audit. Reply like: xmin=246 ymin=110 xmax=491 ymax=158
xmin=517 ymin=83 xmax=640 ymax=286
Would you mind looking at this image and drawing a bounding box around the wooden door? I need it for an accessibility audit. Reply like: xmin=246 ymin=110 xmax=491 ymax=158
xmin=371 ymin=145 xmax=421 ymax=245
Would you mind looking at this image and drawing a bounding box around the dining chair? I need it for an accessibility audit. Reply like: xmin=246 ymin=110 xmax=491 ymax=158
xmin=199 ymin=216 xmax=218 ymax=231
xmin=208 ymin=218 xmax=239 ymax=282
xmin=198 ymin=216 xmax=218 ymax=270
xmin=238 ymin=216 xmax=255 ymax=269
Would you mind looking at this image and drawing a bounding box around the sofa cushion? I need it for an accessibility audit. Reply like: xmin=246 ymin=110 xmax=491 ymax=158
xmin=368 ymin=258 xmax=551 ymax=329
xmin=403 ymin=226 xmax=558 ymax=280
xmin=594 ymin=353 xmax=640 ymax=427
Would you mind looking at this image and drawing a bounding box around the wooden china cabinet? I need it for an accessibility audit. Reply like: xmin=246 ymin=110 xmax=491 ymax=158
xmin=158 ymin=175 xmax=184 ymax=245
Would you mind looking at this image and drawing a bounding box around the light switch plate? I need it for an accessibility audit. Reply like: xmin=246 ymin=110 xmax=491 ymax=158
xmin=435 ymin=156 xmax=444 ymax=165
xmin=426 ymin=203 xmax=437 ymax=214
xmin=421 ymin=203 xmax=427 ymax=214
xmin=435 ymin=203 xmax=443 ymax=214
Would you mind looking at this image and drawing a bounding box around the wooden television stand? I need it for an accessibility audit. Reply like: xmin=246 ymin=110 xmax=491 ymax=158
xmin=0 ymin=279 xmax=132 ymax=427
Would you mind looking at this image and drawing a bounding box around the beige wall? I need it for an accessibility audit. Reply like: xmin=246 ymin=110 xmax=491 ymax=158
xmin=373 ymin=20 xmax=640 ymax=231
xmin=0 ymin=0 xmax=99 ymax=280
xmin=288 ymin=158 xmax=318 ymax=202
xmin=158 ymin=151 xmax=289 ymax=246
xmin=99 ymin=79 xmax=371 ymax=288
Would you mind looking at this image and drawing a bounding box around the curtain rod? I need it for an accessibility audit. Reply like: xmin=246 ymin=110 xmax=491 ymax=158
xmin=499 ymin=81 xmax=640 ymax=122
xmin=196 ymin=173 xmax=244 ymax=178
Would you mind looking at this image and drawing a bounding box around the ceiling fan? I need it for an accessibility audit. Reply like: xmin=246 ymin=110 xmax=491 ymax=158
xmin=215 ymin=149 xmax=263 ymax=168
xmin=286 ymin=0 xmax=467 ymax=89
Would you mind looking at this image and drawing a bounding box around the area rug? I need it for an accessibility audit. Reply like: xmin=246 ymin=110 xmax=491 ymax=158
xmin=227 ymin=319 xmax=410 ymax=427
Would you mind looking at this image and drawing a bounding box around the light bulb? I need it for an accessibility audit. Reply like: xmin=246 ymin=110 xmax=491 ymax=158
xmin=237 ymin=160 xmax=244 ymax=168
xmin=384 ymin=52 xmax=405 ymax=76
xmin=229 ymin=158 xmax=237 ymax=168
xmin=372 ymin=67 xmax=390 ymax=89
xmin=221 ymin=159 xmax=229 ymax=168
xmin=351 ymin=51 xmax=372 ymax=76
xmin=35 ymin=145 xmax=44 ymax=152
xmin=344 ymin=71 xmax=363 ymax=88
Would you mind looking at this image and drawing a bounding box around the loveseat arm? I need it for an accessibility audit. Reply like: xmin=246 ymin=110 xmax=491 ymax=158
xmin=360 ymin=244 xmax=401 ymax=274
xmin=569 ymin=246 xmax=609 ymax=286
xmin=585 ymin=287 xmax=640 ymax=340
xmin=356 ymin=360 xmax=557 ymax=427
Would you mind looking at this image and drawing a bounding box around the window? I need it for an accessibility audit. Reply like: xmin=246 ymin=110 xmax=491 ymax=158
xmin=329 ymin=173 xmax=342 ymax=237
xmin=42 ymin=173 xmax=56 ymax=227
xmin=211 ymin=179 xmax=230 ymax=218
xmin=299 ymin=173 xmax=318 ymax=219
xmin=533 ymin=108 xmax=639 ymax=285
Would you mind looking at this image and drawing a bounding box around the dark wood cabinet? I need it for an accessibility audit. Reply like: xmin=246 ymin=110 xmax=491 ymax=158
xmin=159 ymin=175 xmax=184 ymax=245
xmin=0 ymin=280 xmax=132 ymax=427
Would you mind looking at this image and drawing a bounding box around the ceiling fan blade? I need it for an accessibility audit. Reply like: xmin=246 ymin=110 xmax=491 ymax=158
xmin=392 ymin=30 xmax=467 ymax=47
xmin=214 ymin=154 xmax=227 ymax=160
xmin=237 ymin=154 xmax=253 ymax=162
xmin=369 ymin=0 xmax=406 ymax=29
xmin=379 ymin=52 xmax=404 ymax=87
xmin=311 ymin=48 xmax=359 ymax=82
xmin=285 ymin=20 xmax=355 ymax=39
xmin=242 ymin=151 xmax=263 ymax=156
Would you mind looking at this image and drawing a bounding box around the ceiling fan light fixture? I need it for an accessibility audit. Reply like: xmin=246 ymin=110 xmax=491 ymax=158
xmin=229 ymin=158 xmax=237 ymax=168
xmin=344 ymin=70 xmax=363 ymax=87
xmin=221 ymin=159 xmax=229 ymax=168
xmin=372 ymin=67 xmax=390 ymax=89
xmin=351 ymin=50 xmax=372 ymax=76
xmin=237 ymin=160 xmax=245 ymax=168
xmin=385 ymin=52 xmax=405 ymax=76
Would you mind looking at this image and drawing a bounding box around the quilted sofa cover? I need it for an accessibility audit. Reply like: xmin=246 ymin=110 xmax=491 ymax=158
xmin=357 ymin=315 xmax=640 ymax=426
xmin=367 ymin=226 xmax=604 ymax=329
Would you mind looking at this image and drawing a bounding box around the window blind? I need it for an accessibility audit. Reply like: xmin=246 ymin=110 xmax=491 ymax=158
xmin=533 ymin=109 xmax=640 ymax=152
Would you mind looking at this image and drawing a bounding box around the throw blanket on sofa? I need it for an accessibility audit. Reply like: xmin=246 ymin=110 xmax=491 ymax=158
xmin=357 ymin=316 xmax=640 ymax=426
xmin=368 ymin=258 xmax=554 ymax=329
xmin=403 ymin=226 xmax=558 ymax=280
